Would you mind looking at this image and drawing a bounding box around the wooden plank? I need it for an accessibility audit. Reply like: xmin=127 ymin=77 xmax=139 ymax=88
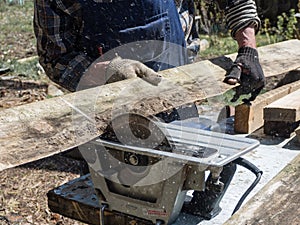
xmin=1 ymin=40 xmax=300 ymax=171
xmin=274 ymin=68 xmax=300 ymax=88
xmin=234 ymin=80 xmax=300 ymax=134
xmin=224 ymin=154 xmax=300 ymax=225
xmin=264 ymin=88 xmax=300 ymax=122
xmin=0 ymin=64 xmax=224 ymax=172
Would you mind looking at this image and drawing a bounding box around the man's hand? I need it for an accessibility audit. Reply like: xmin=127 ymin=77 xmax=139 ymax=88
xmin=223 ymin=26 xmax=265 ymax=103
xmin=105 ymin=56 xmax=162 ymax=85
xmin=224 ymin=47 xmax=265 ymax=102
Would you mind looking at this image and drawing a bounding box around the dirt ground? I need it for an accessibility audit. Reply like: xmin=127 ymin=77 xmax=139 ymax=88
xmin=0 ymin=155 xmax=88 ymax=225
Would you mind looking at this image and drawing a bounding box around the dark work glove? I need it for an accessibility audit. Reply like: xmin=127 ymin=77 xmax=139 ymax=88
xmin=224 ymin=47 xmax=265 ymax=103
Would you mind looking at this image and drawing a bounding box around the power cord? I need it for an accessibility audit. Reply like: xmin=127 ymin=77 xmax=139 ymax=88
xmin=232 ymin=157 xmax=263 ymax=215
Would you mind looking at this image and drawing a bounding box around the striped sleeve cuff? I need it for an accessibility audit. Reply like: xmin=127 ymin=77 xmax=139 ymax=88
xmin=225 ymin=0 xmax=261 ymax=38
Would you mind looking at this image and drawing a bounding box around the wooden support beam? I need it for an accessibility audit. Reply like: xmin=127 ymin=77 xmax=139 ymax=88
xmin=234 ymin=80 xmax=300 ymax=134
xmin=224 ymin=154 xmax=300 ymax=225
xmin=263 ymin=88 xmax=300 ymax=137
xmin=274 ymin=69 xmax=300 ymax=88
xmin=1 ymin=40 xmax=300 ymax=171
xmin=264 ymin=88 xmax=300 ymax=122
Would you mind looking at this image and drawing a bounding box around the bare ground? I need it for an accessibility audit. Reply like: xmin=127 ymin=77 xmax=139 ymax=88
xmin=0 ymin=155 xmax=88 ymax=225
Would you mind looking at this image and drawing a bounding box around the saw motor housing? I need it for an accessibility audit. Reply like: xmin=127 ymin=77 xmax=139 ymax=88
xmin=80 ymin=113 xmax=259 ymax=224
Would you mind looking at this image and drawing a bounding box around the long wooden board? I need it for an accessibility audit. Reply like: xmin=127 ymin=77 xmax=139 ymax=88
xmin=234 ymin=80 xmax=300 ymax=134
xmin=1 ymin=40 xmax=300 ymax=171
xmin=224 ymin=154 xmax=300 ymax=225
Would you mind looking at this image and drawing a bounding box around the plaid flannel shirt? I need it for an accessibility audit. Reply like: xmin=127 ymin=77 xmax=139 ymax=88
xmin=34 ymin=0 xmax=93 ymax=92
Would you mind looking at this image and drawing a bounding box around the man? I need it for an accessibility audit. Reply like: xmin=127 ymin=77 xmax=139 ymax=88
xmin=33 ymin=0 xmax=265 ymax=218
xmin=34 ymin=0 xmax=264 ymax=101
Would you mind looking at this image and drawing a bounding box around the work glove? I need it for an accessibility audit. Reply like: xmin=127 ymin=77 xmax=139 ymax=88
xmin=105 ymin=56 xmax=162 ymax=85
xmin=224 ymin=47 xmax=265 ymax=103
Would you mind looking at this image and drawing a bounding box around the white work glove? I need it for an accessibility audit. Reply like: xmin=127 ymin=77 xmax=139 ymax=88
xmin=105 ymin=56 xmax=162 ymax=85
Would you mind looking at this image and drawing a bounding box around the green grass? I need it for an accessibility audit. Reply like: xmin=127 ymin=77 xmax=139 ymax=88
xmin=0 ymin=1 xmax=34 ymax=35
xmin=12 ymin=57 xmax=44 ymax=80
xmin=198 ymin=32 xmax=287 ymax=60
xmin=0 ymin=0 xmax=35 ymax=60
xmin=0 ymin=1 xmax=41 ymax=80
xmin=199 ymin=34 xmax=237 ymax=59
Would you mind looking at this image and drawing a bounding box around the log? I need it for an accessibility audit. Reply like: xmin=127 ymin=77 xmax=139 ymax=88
xmin=1 ymin=40 xmax=300 ymax=171
xmin=224 ymin=154 xmax=300 ymax=225
xmin=234 ymin=80 xmax=300 ymax=134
